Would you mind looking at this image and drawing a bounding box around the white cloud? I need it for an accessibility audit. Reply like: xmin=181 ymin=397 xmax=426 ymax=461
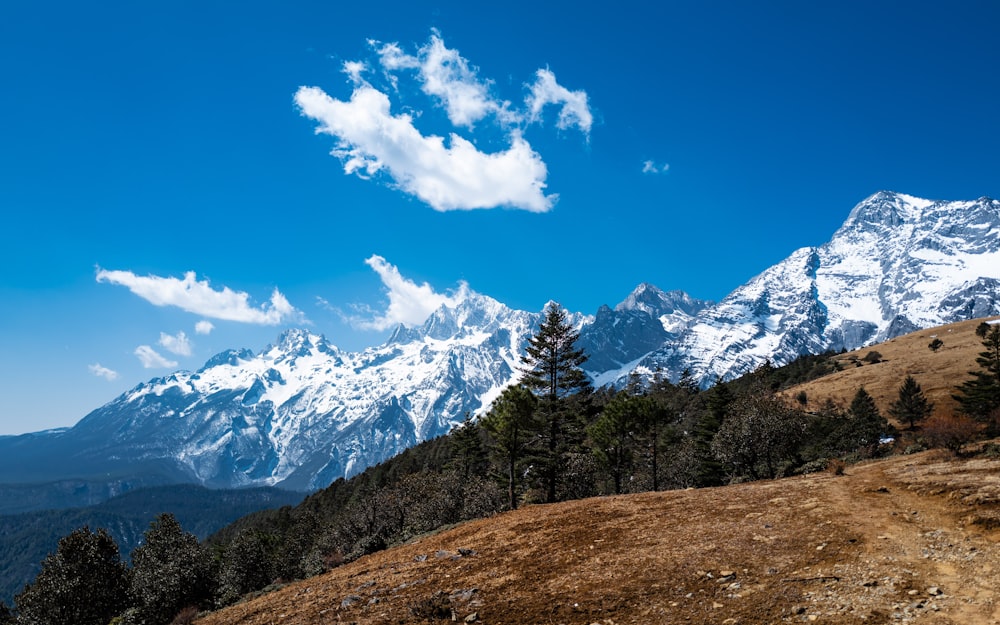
xmin=352 ymin=255 xmax=469 ymax=331
xmin=295 ymin=85 xmax=554 ymax=212
xmin=88 ymin=363 xmax=119 ymax=381
xmin=159 ymin=331 xmax=193 ymax=356
xmin=525 ymin=68 xmax=593 ymax=135
xmin=642 ymin=160 xmax=669 ymax=174
xmin=195 ymin=320 xmax=215 ymax=335
xmin=96 ymin=269 xmax=300 ymax=325
xmin=298 ymin=31 xmax=593 ymax=212
xmin=375 ymin=33 xmax=511 ymax=129
xmin=342 ymin=60 xmax=368 ymax=86
xmin=134 ymin=345 xmax=179 ymax=369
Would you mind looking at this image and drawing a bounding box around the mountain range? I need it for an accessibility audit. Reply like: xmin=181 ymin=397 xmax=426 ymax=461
xmin=1 ymin=191 xmax=997 ymax=494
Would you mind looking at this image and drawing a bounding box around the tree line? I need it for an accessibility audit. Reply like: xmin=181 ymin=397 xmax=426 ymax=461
xmin=3 ymin=310 xmax=998 ymax=625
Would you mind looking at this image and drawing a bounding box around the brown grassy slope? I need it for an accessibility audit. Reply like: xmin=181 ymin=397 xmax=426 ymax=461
xmin=780 ymin=316 xmax=1000 ymax=420
xmin=196 ymin=449 xmax=1000 ymax=625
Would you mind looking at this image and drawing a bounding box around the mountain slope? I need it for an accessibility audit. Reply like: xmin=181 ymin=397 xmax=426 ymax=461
xmin=1 ymin=191 xmax=997 ymax=493
xmin=631 ymin=192 xmax=1000 ymax=385
xmin=0 ymin=484 xmax=302 ymax=605
xmin=195 ymin=449 xmax=1000 ymax=625
xmin=0 ymin=293 xmax=544 ymax=491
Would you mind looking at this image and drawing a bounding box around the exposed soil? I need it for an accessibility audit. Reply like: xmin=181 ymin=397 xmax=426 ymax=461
xmin=197 ymin=448 xmax=1000 ymax=625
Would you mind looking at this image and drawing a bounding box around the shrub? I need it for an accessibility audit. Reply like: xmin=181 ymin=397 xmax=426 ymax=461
xmin=862 ymin=351 xmax=883 ymax=364
xmin=922 ymin=413 xmax=981 ymax=454
xmin=826 ymin=458 xmax=846 ymax=475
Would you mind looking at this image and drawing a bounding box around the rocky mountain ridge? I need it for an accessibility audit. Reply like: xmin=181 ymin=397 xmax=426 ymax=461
xmin=1 ymin=191 xmax=997 ymax=492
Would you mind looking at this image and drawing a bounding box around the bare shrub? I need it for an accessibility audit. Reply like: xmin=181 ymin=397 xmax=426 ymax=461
xmin=827 ymin=458 xmax=846 ymax=476
xmin=922 ymin=413 xmax=981 ymax=454
xmin=170 ymin=606 xmax=200 ymax=625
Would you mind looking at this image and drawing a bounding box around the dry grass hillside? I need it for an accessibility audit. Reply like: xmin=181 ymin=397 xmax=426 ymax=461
xmin=194 ymin=319 xmax=1000 ymax=625
xmin=197 ymin=448 xmax=1000 ymax=625
xmin=781 ymin=316 xmax=1000 ymax=422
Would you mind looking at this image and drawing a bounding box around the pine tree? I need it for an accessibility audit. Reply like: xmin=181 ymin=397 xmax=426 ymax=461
xmin=888 ymin=376 xmax=934 ymax=430
xmin=130 ymin=513 xmax=214 ymax=625
xmin=13 ymin=526 xmax=129 ymax=625
xmin=587 ymin=392 xmax=639 ymax=494
xmin=521 ymin=302 xmax=590 ymax=503
xmin=829 ymin=387 xmax=892 ymax=456
xmin=217 ymin=529 xmax=272 ymax=606
xmin=954 ymin=323 xmax=1000 ymax=433
xmin=481 ymin=385 xmax=538 ymax=510
xmin=449 ymin=412 xmax=488 ymax=479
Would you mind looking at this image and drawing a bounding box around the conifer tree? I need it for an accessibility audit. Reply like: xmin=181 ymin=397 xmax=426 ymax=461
xmin=217 ymin=529 xmax=272 ymax=606
xmin=521 ymin=302 xmax=590 ymax=503
xmin=588 ymin=392 xmax=639 ymax=494
xmin=954 ymin=323 xmax=1000 ymax=433
xmin=481 ymin=385 xmax=538 ymax=510
xmin=13 ymin=526 xmax=129 ymax=625
xmin=449 ymin=412 xmax=488 ymax=479
xmin=829 ymin=387 xmax=892 ymax=456
xmin=130 ymin=513 xmax=214 ymax=625
xmin=888 ymin=376 xmax=934 ymax=430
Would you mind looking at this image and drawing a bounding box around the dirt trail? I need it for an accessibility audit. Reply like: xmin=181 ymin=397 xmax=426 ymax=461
xmin=197 ymin=450 xmax=1000 ymax=625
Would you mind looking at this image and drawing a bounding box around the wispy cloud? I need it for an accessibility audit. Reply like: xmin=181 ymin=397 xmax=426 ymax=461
xmin=159 ymin=331 xmax=192 ymax=356
xmin=134 ymin=345 xmax=178 ymax=369
xmin=525 ymin=68 xmax=592 ymax=135
xmin=374 ymin=32 xmax=514 ymax=129
xmin=350 ymin=255 xmax=469 ymax=331
xmin=642 ymin=160 xmax=669 ymax=174
xmin=96 ymin=269 xmax=300 ymax=325
xmin=88 ymin=363 xmax=119 ymax=381
xmin=296 ymin=31 xmax=592 ymax=212
xmin=194 ymin=320 xmax=215 ymax=335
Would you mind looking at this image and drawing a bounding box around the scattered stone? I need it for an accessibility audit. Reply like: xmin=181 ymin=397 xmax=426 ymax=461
xmin=435 ymin=550 xmax=452 ymax=559
xmin=414 ymin=554 xmax=428 ymax=562
xmin=719 ymin=570 xmax=735 ymax=577
xmin=927 ymin=586 xmax=942 ymax=596
xmin=464 ymin=612 xmax=479 ymax=623
xmin=907 ymin=589 xmax=920 ymax=596
xmin=340 ymin=595 xmax=362 ymax=608
xmin=458 ymin=548 xmax=477 ymax=557
xmin=792 ymin=606 xmax=807 ymax=615
xmin=712 ymin=601 xmax=724 ymax=609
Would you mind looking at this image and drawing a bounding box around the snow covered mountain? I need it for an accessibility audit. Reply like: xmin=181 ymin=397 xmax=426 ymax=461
xmin=629 ymin=192 xmax=1000 ymax=385
xmin=2 ymin=191 xmax=997 ymax=492
xmin=0 ymin=293 xmax=548 ymax=491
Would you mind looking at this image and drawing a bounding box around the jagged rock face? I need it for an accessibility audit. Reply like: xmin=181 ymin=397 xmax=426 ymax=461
xmin=1 ymin=192 xmax=997 ymax=491
xmin=633 ymin=192 xmax=1000 ymax=386
xmin=578 ymin=284 xmax=711 ymax=379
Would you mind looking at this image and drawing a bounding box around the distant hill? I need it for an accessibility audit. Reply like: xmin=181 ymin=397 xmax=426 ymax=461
xmin=0 ymin=484 xmax=302 ymax=605
xmin=781 ymin=316 xmax=1000 ymax=421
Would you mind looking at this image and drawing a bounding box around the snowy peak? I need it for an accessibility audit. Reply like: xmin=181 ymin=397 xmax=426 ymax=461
xmin=616 ymin=282 xmax=710 ymax=318
xmin=841 ymin=190 xmax=935 ymax=230
xmin=631 ymin=192 xmax=1000 ymax=388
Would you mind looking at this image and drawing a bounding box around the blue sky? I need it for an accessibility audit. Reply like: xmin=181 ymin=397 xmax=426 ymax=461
xmin=1 ymin=1 xmax=998 ymax=434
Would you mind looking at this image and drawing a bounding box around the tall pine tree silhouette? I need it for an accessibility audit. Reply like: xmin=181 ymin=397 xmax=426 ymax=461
xmin=521 ymin=302 xmax=590 ymax=503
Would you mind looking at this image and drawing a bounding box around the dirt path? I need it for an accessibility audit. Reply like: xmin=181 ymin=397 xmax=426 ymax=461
xmin=197 ymin=451 xmax=1000 ymax=625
